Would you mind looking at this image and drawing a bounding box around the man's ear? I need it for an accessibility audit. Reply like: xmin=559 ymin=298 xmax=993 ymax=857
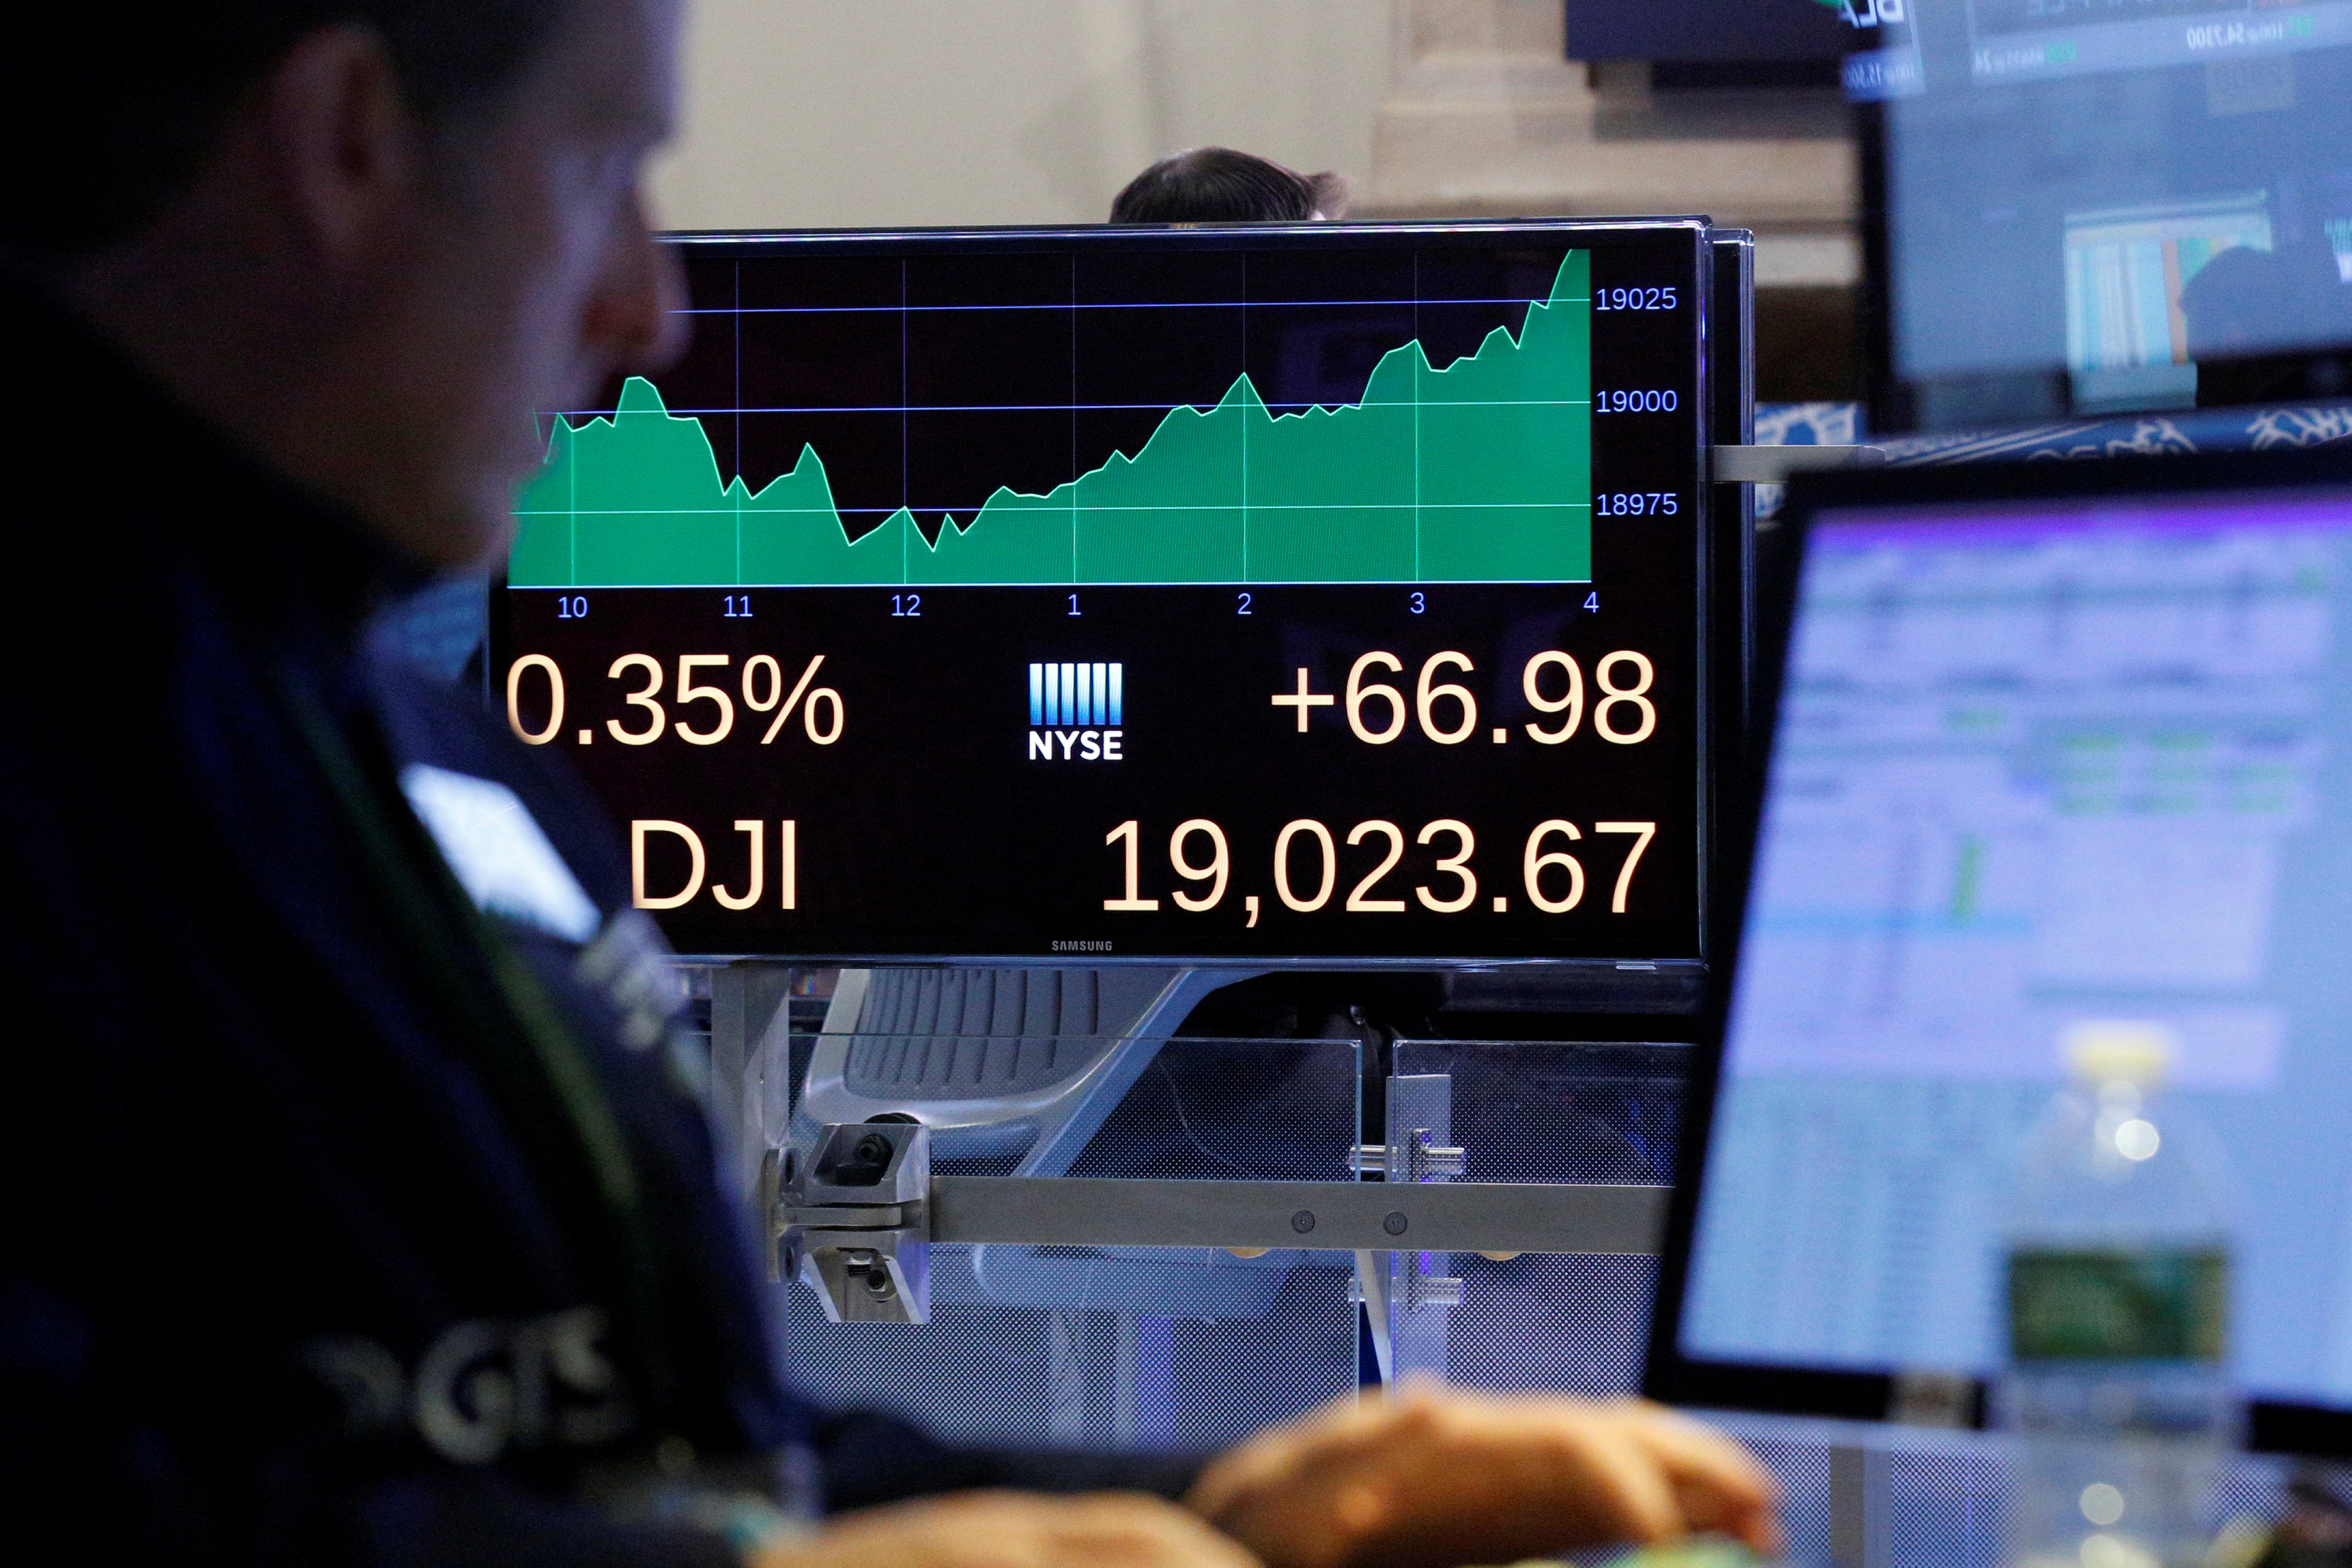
xmin=258 ymin=23 xmax=424 ymax=265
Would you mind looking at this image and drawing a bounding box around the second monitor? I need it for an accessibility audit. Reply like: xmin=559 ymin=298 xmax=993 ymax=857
xmin=1650 ymin=448 xmax=2352 ymax=1456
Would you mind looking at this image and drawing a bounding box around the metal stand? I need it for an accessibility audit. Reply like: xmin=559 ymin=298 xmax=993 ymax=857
xmin=1831 ymin=1442 xmax=1892 ymax=1568
xmin=710 ymin=965 xmax=1673 ymax=1334
xmin=1350 ymin=1072 xmax=1465 ymax=1384
xmin=767 ymin=1119 xmax=1664 ymax=1324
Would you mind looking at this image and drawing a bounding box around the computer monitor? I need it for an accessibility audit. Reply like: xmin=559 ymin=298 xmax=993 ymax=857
xmin=1854 ymin=8 xmax=2352 ymax=429
xmin=489 ymin=220 xmax=1735 ymax=967
xmin=1648 ymin=449 xmax=2352 ymax=1456
xmin=1564 ymin=0 xmax=1861 ymax=64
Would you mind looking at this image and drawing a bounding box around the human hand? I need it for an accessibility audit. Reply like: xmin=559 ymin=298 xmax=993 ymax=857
xmin=751 ymin=1489 xmax=1265 ymax=1568
xmin=1184 ymin=1385 xmax=1781 ymax=1568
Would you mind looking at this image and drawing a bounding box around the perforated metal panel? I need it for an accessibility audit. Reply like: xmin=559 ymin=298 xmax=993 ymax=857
xmin=1372 ymin=1041 xmax=1686 ymax=1389
xmin=1441 ymin=1253 xmax=1657 ymax=1397
xmin=1700 ymin=1420 xmax=2291 ymax=1568
xmin=775 ymin=1033 xmax=1361 ymax=1454
xmin=1729 ymin=1425 xmax=1837 ymax=1568
xmin=781 ymin=1263 xmax=1357 ymax=1456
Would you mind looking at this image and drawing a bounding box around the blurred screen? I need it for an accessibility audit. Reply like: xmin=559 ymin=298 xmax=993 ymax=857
xmin=1854 ymin=2 xmax=2352 ymax=425
xmin=1681 ymin=482 xmax=2352 ymax=1411
xmin=1564 ymin=0 xmax=1859 ymax=61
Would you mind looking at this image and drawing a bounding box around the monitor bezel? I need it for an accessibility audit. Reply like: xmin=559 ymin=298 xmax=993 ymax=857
xmin=491 ymin=218 xmax=1738 ymax=973
xmin=1642 ymin=443 xmax=2352 ymax=1457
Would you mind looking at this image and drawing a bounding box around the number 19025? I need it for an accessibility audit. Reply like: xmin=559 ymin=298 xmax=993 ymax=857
xmin=1594 ymin=286 xmax=1678 ymax=311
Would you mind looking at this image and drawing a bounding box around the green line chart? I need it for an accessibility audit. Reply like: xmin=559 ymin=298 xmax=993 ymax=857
xmin=508 ymin=251 xmax=1590 ymax=587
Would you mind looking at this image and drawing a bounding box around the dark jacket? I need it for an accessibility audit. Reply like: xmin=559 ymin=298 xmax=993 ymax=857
xmin=0 ymin=284 xmax=1189 ymax=1566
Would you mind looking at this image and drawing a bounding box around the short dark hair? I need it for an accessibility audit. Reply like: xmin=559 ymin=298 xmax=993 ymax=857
xmin=1109 ymin=148 xmax=1349 ymax=225
xmin=5 ymin=1 xmax=577 ymax=261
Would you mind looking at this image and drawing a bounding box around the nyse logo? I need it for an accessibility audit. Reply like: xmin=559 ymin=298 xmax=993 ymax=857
xmin=1028 ymin=661 xmax=1124 ymax=761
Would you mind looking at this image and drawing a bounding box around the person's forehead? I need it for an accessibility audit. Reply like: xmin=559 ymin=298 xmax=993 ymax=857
xmin=526 ymin=0 xmax=681 ymax=133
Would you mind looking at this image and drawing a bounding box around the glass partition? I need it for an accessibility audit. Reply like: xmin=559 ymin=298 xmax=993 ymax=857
xmin=1377 ymin=1040 xmax=1689 ymax=1389
xmin=762 ymin=1031 xmax=1362 ymax=1455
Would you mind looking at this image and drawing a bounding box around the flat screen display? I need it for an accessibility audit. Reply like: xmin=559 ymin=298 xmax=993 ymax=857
xmin=1855 ymin=3 xmax=2352 ymax=427
xmin=1658 ymin=460 xmax=2352 ymax=1448
xmin=1564 ymin=0 xmax=1860 ymax=61
xmin=491 ymin=222 xmax=1716 ymax=962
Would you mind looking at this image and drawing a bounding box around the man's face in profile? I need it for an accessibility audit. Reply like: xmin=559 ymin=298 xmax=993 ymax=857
xmin=378 ymin=0 xmax=687 ymax=568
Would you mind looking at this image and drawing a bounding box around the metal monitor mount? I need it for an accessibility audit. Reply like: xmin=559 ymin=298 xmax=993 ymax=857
xmin=713 ymin=963 xmax=1675 ymax=1327
xmin=761 ymin=1117 xmax=1666 ymax=1325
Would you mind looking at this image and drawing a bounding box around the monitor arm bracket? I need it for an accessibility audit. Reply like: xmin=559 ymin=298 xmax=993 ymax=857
xmin=762 ymin=1121 xmax=933 ymax=1325
xmin=1712 ymin=444 xmax=1886 ymax=482
xmin=765 ymin=1123 xmax=1667 ymax=1325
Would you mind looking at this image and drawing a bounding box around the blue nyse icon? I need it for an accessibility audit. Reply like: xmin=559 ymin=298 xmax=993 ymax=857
xmin=1028 ymin=662 xmax=1124 ymax=761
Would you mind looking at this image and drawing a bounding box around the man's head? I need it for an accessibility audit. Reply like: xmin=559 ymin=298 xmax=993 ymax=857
xmin=1110 ymin=148 xmax=1349 ymax=226
xmin=7 ymin=1 xmax=686 ymax=569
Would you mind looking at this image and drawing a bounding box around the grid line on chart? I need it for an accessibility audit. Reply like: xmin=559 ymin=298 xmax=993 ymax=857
xmin=669 ymin=296 xmax=1595 ymax=316
xmin=522 ymin=574 xmax=1598 ymax=589
xmin=530 ymin=502 xmax=1597 ymax=517
xmin=900 ymin=259 xmax=909 ymax=582
xmin=553 ymin=399 xmax=1594 ymax=417
xmin=1241 ymin=255 xmax=1249 ymax=572
xmin=732 ymin=260 xmax=743 ymax=582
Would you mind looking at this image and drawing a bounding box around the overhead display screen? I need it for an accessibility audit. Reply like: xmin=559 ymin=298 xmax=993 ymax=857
xmin=492 ymin=222 xmax=1715 ymax=962
xmin=1852 ymin=1 xmax=2352 ymax=426
xmin=1563 ymin=0 xmax=1861 ymax=62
